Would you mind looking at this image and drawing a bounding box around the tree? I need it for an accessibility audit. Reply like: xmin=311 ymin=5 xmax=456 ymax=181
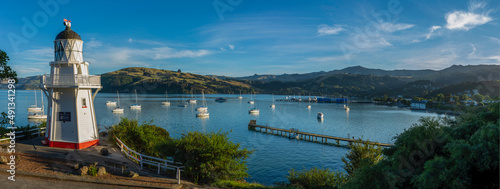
xmin=177 ymin=69 xmax=181 ymax=73
xmin=436 ymin=93 xmax=444 ymax=102
xmin=452 ymin=95 xmax=459 ymax=102
xmin=0 ymin=49 xmax=17 ymax=82
xmin=459 ymin=94 xmax=469 ymax=101
xmin=341 ymin=138 xmax=383 ymax=177
xmin=472 ymin=94 xmax=484 ymax=103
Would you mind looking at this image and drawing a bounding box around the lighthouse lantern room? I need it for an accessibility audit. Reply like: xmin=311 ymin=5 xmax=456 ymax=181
xmin=40 ymin=19 xmax=102 ymax=149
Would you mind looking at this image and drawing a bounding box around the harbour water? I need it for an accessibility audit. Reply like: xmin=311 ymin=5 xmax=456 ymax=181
xmin=1 ymin=90 xmax=443 ymax=185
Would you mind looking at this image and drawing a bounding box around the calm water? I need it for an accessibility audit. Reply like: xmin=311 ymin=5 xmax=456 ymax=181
xmin=1 ymin=90 xmax=443 ymax=185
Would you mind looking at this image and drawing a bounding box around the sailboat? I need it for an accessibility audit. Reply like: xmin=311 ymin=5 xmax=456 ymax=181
xmin=28 ymin=90 xmax=42 ymax=112
xmin=317 ymin=112 xmax=324 ymax=119
xmin=196 ymin=90 xmax=208 ymax=112
xmin=28 ymin=91 xmax=47 ymax=119
xmin=307 ymin=93 xmax=311 ymax=109
xmin=162 ymin=91 xmax=171 ymax=105
xmin=106 ymin=101 xmax=117 ymax=106
xmin=113 ymin=91 xmax=124 ymax=113
xmin=248 ymin=91 xmax=254 ymax=104
xmin=270 ymin=93 xmax=275 ymax=108
xmin=344 ymin=96 xmax=350 ymax=111
xmin=238 ymin=90 xmax=243 ymax=99
xmin=130 ymin=90 xmax=141 ymax=109
xmin=187 ymin=88 xmax=197 ymax=103
xmin=196 ymin=91 xmax=209 ymax=117
xmin=177 ymin=95 xmax=187 ymax=107
xmin=249 ymin=92 xmax=259 ymax=114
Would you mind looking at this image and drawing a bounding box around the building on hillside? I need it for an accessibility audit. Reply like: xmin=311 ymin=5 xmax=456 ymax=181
xmin=410 ymin=100 xmax=427 ymax=110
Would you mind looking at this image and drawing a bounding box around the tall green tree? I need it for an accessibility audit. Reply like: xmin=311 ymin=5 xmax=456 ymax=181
xmin=0 ymin=49 xmax=17 ymax=82
xmin=341 ymin=138 xmax=383 ymax=177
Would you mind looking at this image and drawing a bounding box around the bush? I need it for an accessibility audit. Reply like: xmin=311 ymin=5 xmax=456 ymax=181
xmin=211 ymin=180 xmax=268 ymax=189
xmin=341 ymin=138 xmax=383 ymax=177
xmin=175 ymin=131 xmax=253 ymax=184
xmin=283 ymin=167 xmax=347 ymax=189
xmin=88 ymin=165 xmax=98 ymax=176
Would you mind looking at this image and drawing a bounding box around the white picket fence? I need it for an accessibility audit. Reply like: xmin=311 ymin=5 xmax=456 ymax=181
xmin=114 ymin=136 xmax=184 ymax=184
xmin=0 ymin=127 xmax=46 ymax=142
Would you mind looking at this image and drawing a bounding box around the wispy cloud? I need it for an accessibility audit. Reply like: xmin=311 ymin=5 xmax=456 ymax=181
xmin=317 ymin=24 xmax=344 ymax=35
xmin=444 ymin=1 xmax=492 ymax=30
xmin=85 ymin=38 xmax=103 ymax=49
xmin=228 ymin=44 xmax=234 ymax=50
xmin=378 ymin=22 xmax=414 ymax=33
xmin=425 ymin=26 xmax=442 ymax=40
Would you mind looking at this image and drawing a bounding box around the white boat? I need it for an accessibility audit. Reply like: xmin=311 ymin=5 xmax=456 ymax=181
xmin=196 ymin=91 xmax=209 ymax=117
xmin=270 ymin=93 xmax=275 ymax=108
xmin=238 ymin=90 xmax=243 ymax=99
xmin=28 ymin=113 xmax=47 ymax=119
xmin=307 ymin=93 xmax=311 ymax=109
xmin=162 ymin=91 xmax=170 ymax=105
xmin=113 ymin=91 xmax=124 ymax=113
xmin=196 ymin=110 xmax=209 ymax=117
xmin=317 ymin=112 xmax=324 ymax=119
xmin=106 ymin=101 xmax=117 ymax=106
xmin=248 ymin=91 xmax=255 ymax=104
xmin=344 ymin=97 xmax=350 ymax=111
xmin=130 ymin=90 xmax=141 ymax=109
xmin=187 ymin=88 xmax=197 ymax=103
xmin=307 ymin=105 xmax=311 ymax=109
xmin=28 ymin=91 xmax=46 ymax=119
xmin=196 ymin=91 xmax=208 ymax=112
xmin=27 ymin=90 xmax=42 ymax=112
xmin=249 ymin=108 xmax=260 ymax=114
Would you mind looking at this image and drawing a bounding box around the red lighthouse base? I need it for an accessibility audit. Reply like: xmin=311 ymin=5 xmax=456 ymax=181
xmin=44 ymin=138 xmax=100 ymax=149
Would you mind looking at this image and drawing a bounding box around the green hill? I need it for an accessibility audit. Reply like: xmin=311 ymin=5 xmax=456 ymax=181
xmin=101 ymin=67 xmax=257 ymax=94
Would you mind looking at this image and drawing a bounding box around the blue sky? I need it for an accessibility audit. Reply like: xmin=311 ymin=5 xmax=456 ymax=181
xmin=1 ymin=0 xmax=499 ymax=77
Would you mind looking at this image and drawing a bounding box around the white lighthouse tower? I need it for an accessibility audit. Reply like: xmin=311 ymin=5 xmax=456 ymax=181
xmin=40 ymin=19 xmax=102 ymax=149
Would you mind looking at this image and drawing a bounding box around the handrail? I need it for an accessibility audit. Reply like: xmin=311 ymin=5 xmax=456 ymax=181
xmin=0 ymin=127 xmax=46 ymax=142
xmin=114 ymin=136 xmax=184 ymax=184
xmin=41 ymin=74 xmax=101 ymax=87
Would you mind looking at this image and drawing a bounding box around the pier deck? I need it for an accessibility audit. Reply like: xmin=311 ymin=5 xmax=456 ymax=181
xmin=248 ymin=120 xmax=393 ymax=147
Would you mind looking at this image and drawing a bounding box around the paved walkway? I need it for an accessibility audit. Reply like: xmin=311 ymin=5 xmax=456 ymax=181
xmin=0 ymin=136 xmax=199 ymax=189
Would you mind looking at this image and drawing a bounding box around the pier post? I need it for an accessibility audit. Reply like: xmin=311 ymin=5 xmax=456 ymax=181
xmin=336 ymin=140 xmax=339 ymax=145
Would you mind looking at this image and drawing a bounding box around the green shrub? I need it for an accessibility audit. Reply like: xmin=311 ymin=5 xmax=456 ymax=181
xmin=211 ymin=180 xmax=268 ymax=189
xmin=175 ymin=131 xmax=253 ymax=184
xmin=88 ymin=165 xmax=98 ymax=176
xmin=284 ymin=167 xmax=348 ymax=189
xmin=341 ymin=138 xmax=383 ymax=177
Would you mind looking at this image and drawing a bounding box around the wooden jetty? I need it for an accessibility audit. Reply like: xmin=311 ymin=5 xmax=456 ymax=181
xmin=248 ymin=120 xmax=393 ymax=147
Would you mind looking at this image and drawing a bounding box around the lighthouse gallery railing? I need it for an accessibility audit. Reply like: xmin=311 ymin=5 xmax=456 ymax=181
xmin=41 ymin=74 xmax=101 ymax=87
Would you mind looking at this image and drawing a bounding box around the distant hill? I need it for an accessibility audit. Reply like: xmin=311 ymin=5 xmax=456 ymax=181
xmin=101 ymin=67 xmax=256 ymax=94
xmin=236 ymin=65 xmax=499 ymax=85
xmin=4 ymin=64 xmax=499 ymax=97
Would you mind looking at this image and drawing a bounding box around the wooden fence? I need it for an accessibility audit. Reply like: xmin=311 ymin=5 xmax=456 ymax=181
xmin=114 ymin=136 xmax=184 ymax=184
xmin=0 ymin=127 xmax=46 ymax=142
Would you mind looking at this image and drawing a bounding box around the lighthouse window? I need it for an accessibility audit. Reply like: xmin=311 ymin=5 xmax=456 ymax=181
xmin=58 ymin=112 xmax=71 ymax=122
xmin=82 ymin=98 xmax=87 ymax=108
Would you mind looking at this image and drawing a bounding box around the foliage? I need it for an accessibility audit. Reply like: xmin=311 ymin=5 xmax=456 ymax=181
xmin=211 ymin=180 xmax=268 ymax=189
xmin=109 ymin=119 xmax=253 ymax=185
xmin=0 ymin=49 xmax=17 ymax=82
xmin=282 ymin=167 xmax=348 ymax=189
xmin=175 ymin=130 xmax=253 ymax=184
xmin=87 ymin=165 xmax=98 ymax=176
xmin=344 ymin=103 xmax=499 ymax=188
xmin=341 ymin=138 xmax=383 ymax=177
xmin=108 ymin=118 xmax=171 ymax=157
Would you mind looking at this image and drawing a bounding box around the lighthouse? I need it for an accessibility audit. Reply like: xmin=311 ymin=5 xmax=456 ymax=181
xmin=40 ymin=19 xmax=102 ymax=149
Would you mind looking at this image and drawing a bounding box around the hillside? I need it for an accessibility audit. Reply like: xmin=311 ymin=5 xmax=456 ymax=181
xmin=236 ymin=65 xmax=499 ymax=84
xmin=101 ymin=67 xmax=256 ymax=94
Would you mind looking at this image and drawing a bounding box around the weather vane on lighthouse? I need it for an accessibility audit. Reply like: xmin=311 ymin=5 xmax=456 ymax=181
xmin=63 ymin=18 xmax=71 ymax=28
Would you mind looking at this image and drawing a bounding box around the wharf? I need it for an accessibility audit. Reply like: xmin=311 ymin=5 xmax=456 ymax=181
xmin=248 ymin=120 xmax=393 ymax=147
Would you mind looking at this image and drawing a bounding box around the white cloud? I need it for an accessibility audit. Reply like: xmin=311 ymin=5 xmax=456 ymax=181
xmin=228 ymin=44 xmax=234 ymax=50
xmin=469 ymin=44 xmax=477 ymax=56
xmin=85 ymin=38 xmax=103 ymax=49
xmin=425 ymin=26 xmax=442 ymax=40
xmin=445 ymin=11 xmax=491 ymax=30
xmin=378 ymin=22 xmax=414 ymax=33
xmin=128 ymin=38 xmax=133 ymax=42
xmin=317 ymin=24 xmax=344 ymax=36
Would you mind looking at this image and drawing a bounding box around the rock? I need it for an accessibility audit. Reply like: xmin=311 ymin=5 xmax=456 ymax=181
xmin=100 ymin=148 xmax=109 ymax=156
xmin=72 ymin=163 xmax=80 ymax=170
xmin=97 ymin=166 xmax=106 ymax=176
xmin=78 ymin=166 xmax=89 ymax=175
xmin=0 ymin=156 xmax=8 ymax=164
xmin=128 ymin=171 xmax=139 ymax=178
